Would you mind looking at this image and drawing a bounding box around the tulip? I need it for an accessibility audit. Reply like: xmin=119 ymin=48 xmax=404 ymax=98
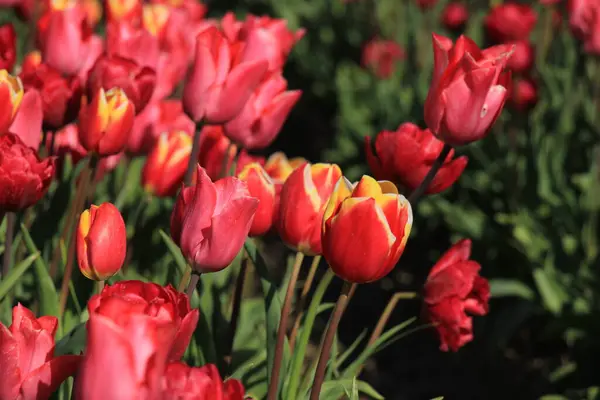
xmin=237 ymin=162 xmax=276 ymax=236
xmin=365 ymin=123 xmax=468 ymax=194
xmin=224 ymin=73 xmax=301 ymax=150
xmin=86 ymin=280 xmax=199 ymax=361
xmin=77 ymin=202 xmax=126 ymax=280
xmin=506 ymin=40 xmax=534 ymax=73
xmin=106 ymin=18 xmax=160 ymax=72
xmin=0 ymin=69 xmax=23 ymax=134
xmin=236 ymin=150 xmax=266 ymax=175
xmin=105 ymin=0 xmax=142 ymax=25
xmin=0 ymin=304 xmax=80 ymax=400
xmin=182 ymin=25 xmax=268 ymax=124
xmin=20 ymin=50 xmax=42 ymax=76
xmin=142 ymin=130 xmax=192 ymax=197
xmin=361 ymin=38 xmax=405 ymax=79
xmin=87 ymin=54 xmax=156 ymax=112
xmin=484 ymin=3 xmax=537 ymax=43
xmin=128 ymin=99 xmax=195 ymax=154
xmin=82 ymin=0 xmax=102 ymax=28
xmin=264 ymin=152 xmax=305 ymax=227
xmin=322 ymin=175 xmax=413 ymax=283
xmin=423 ymin=239 xmax=490 ymax=351
xmin=441 ymin=3 xmax=469 ymax=31
xmin=46 ymin=123 xmax=88 ymax=171
xmin=152 ymin=0 xmax=207 ymax=22
xmin=0 ymin=23 xmax=16 ymax=72
xmin=142 ymin=3 xmax=171 ymax=38
xmin=277 ymin=162 xmax=342 ymax=255
xmin=509 ymin=77 xmax=538 ymax=112
xmin=78 ymin=87 xmax=135 ymax=156
xmin=197 ymin=125 xmax=238 ymax=180
xmin=568 ymin=0 xmax=600 ymax=55
xmin=424 ymin=34 xmax=513 ymax=146
xmin=162 ymin=363 xmax=245 ymax=399
xmin=0 ymin=133 xmax=54 ymax=213
xmin=170 ymin=166 xmax=258 ymax=273
xmin=19 ymin=62 xmax=82 ymax=128
xmin=8 ymin=89 xmax=43 ymax=150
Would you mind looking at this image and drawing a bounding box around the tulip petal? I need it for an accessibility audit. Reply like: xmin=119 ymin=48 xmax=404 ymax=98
xmin=0 ymin=324 xmax=20 ymax=400
xmin=9 ymin=89 xmax=43 ymax=150
xmin=20 ymin=355 xmax=81 ymax=400
xmin=429 ymin=238 xmax=472 ymax=276
xmin=168 ymin=309 xmax=200 ymax=361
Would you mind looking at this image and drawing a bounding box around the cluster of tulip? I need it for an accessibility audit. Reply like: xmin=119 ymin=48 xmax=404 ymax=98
xmin=0 ymin=0 xmax=517 ymax=398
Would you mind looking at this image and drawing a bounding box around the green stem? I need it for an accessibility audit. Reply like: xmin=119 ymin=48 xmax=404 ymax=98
xmin=2 ymin=213 xmax=15 ymax=278
xmin=289 ymin=255 xmax=321 ymax=350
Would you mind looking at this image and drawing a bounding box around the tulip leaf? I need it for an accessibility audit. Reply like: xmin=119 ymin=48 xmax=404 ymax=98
xmin=20 ymin=223 xmax=62 ymax=335
xmin=55 ymin=322 xmax=87 ymax=356
xmin=158 ymin=230 xmax=188 ymax=280
xmin=244 ymin=238 xmax=291 ymax=398
xmin=0 ymin=252 xmax=38 ymax=301
xmin=335 ymin=329 xmax=367 ymax=371
xmin=313 ymin=379 xmax=384 ymax=400
xmin=489 ymin=279 xmax=536 ymax=300
xmin=285 ymin=270 xmax=335 ymax=400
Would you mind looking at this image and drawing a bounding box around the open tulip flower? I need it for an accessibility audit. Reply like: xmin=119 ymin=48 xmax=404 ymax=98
xmin=0 ymin=69 xmax=23 ymax=134
xmin=322 ymin=175 xmax=413 ymax=283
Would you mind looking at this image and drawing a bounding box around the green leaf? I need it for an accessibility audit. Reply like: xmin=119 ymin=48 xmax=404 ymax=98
xmin=489 ymin=279 xmax=536 ymax=300
xmin=335 ymin=330 xmax=367 ymax=370
xmin=0 ymin=252 xmax=38 ymax=301
xmin=55 ymin=322 xmax=87 ymax=356
xmin=532 ymin=267 xmax=564 ymax=314
xmin=158 ymin=230 xmax=188 ymax=276
xmin=316 ymin=379 xmax=383 ymax=400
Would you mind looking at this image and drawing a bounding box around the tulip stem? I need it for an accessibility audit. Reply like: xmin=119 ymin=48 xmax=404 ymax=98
xmin=2 ymin=212 xmax=15 ymax=278
xmin=407 ymin=143 xmax=452 ymax=206
xmin=184 ymin=126 xmax=203 ymax=186
xmin=309 ymin=281 xmax=355 ymax=400
xmin=186 ymin=271 xmax=201 ymax=299
xmin=225 ymin=255 xmax=249 ymax=371
xmin=178 ymin=266 xmax=192 ymax=292
xmin=289 ymin=255 xmax=321 ymax=350
xmin=97 ymin=280 xmax=105 ymax=294
xmin=267 ymin=251 xmax=305 ymax=400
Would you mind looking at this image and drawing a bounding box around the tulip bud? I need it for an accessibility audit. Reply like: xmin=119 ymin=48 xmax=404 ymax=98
xmin=237 ymin=162 xmax=276 ymax=237
xmin=78 ymin=87 xmax=135 ymax=156
xmin=142 ymin=4 xmax=171 ymax=38
xmin=0 ymin=24 xmax=16 ymax=72
xmin=361 ymin=38 xmax=405 ymax=79
xmin=197 ymin=125 xmax=238 ymax=180
xmin=484 ymin=3 xmax=537 ymax=43
xmin=264 ymin=152 xmax=306 ymax=182
xmin=0 ymin=69 xmax=23 ymax=134
xmin=77 ymin=202 xmax=127 ymax=280
xmin=170 ymin=166 xmax=258 ymax=273
xmin=277 ymin=162 xmax=342 ymax=255
xmin=322 ymin=176 xmax=413 ymax=283
xmin=142 ymin=130 xmax=193 ymax=197
xmin=106 ymin=0 xmax=142 ymax=25
xmin=441 ymin=3 xmax=469 ymax=31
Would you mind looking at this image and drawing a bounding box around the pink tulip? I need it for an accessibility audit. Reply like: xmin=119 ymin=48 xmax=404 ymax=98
xmin=224 ymin=73 xmax=301 ymax=150
xmin=170 ymin=165 xmax=258 ymax=273
xmin=9 ymin=89 xmax=42 ymax=150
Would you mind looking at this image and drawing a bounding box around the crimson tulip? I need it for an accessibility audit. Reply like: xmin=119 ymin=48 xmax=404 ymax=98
xmin=0 ymin=133 xmax=54 ymax=213
xmin=162 ymin=363 xmax=245 ymax=399
xmin=0 ymin=304 xmax=80 ymax=400
xmin=197 ymin=125 xmax=237 ymax=180
xmin=106 ymin=19 xmax=160 ymax=73
xmin=506 ymin=40 xmax=534 ymax=73
xmin=424 ymin=34 xmax=513 ymax=146
xmin=238 ymin=162 xmax=276 ymax=236
xmin=423 ymin=239 xmax=490 ymax=351
xmin=171 ymin=166 xmax=258 ymax=273
xmin=20 ymin=50 xmax=42 ymax=76
xmin=484 ymin=3 xmax=537 ymax=43
xmin=78 ymin=87 xmax=135 ymax=156
xmin=77 ymin=202 xmax=127 ymax=281
xmin=365 ymin=123 xmax=467 ymax=195
xmin=509 ymin=77 xmax=538 ymax=112
xmin=8 ymin=89 xmax=43 ymax=151
xmin=361 ymin=38 xmax=405 ymax=79
xmin=277 ymin=162 xmax=342 ymax=255
xmin=322 ymin=176 xmax=413 ymax=283
xmin=441 ymin=3 xmax=469 ymax=31
xmin=128 ymin=99 xmax=195 ymax=155
xmin=182 ymin=25 xmax=268 ymax=124
xmin=224 ymin=73 xmax=301 ymax=150
xmin=87 ymin=54 xmax=156 ymax=113
xmin=568 ymin=0 xmax=600 ymax=55
xmin=0 ymin=23 xmax=16 ymax=71
xmin=142 ymin=130 xmax=193 ymax=197
xmin=0 ymin=69 xmax=23 ymax=135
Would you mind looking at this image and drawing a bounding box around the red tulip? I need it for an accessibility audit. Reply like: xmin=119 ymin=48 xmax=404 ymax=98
xmin=0 ymin=69 xmax=23 ymax=135
xmin=0 ymin=133 xmax=54 ymax=213
xmin=277 ymin=162 xmax=342 ymax=255
xmin=151 ymin=0 xmax=207 ymax=22
xmin=568 ymin=0 xmax=600 ymax=55
xmin=197 ymin=125 xmax=237 ymax=180
xmin=77 ymin=202 xmax=126 ymax=280
xmin=170 ymin=166 xmax=258 ymax=273
xmin=484 ymin=3 xmax=537 ymax=43
xmin=423 ymin=239 xmax=490 ymax=351
xmin=105 ymin=0 xmax=142 ymax=25
xmin=441 ymin=3 xmax=469 ymax=31
xmin=182 ymin=26 xmax=268 ymax=123
xmin=142 ymin=130 xmax=192 ymax=197
xmin=361 ymin=38 xmax=405 ymax=79
xmin=0 ymin=304 xmax=80 ymax=400
xmin=19 ymin=62 xmax=82 ymax=128
xmin=237 ymin=162 xmax=276 ymax=236
xmin=162 ymin=363 xmax=245 ymax=399
xmin=322 ymin=176 xmax=413 ymax=283
xmin=8 ymin=89 xmax=43 ymax=151
xmin=424 ymin=34 xmax=513 ymax=146
xmin=0 ymin=23 xmax=16 ymax=72
xmin=20 ymin=50 xmax=42 ymax=76
xmin=224 ymin=73 xmax=301 ymax=150
xmin=78 ymin=87 xmax=135 ymax=156
xmin=87 ymin=54 xmax=157 ymax=113
xmin=506 ymin=40 xmax=534 ymax=73
xmin=128 ymin=99 xmax=195 ymax=155
xmin=82 ymin=0 xmax=102 ymax=28
xmin=365 ymin=123 xmax=468 ymax=194
xmin=264 ymin=152 xmax=306 ymax=183
xmin=106 ymin=19 xmax=160 ymax=72
xmin=509 ymin=77 xmax=538 ymax=112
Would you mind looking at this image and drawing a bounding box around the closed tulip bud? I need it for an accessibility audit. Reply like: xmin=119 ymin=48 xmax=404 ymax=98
xmin=78 ymin=87 xmax=135 ymax=156
xmin=142 ymin=130 xmax=192 ymax=197
xmin=237 ymin=162 xmax=276 ymax=237
xmin=170 ymin=166 xmax=258 ymax=273
xmin=506 ymin=40 xmax=534 ymax=73
xmin=509 ymin=77 xmax=538 ymax=112
xmin=441 ymin=3 xmax=469 ymax=31
xmin=264 ymin=152 xmax=306 ymax=183
xmin=361 ymin=38 xmax=405 ymax=79
xmin=8 ymin=89 xmax=43 ymax=150
xmin=0 ymin=24 xmax=16 ymax=72
xmin=162 ymin=363 xmax=245 ymax=399
xmin=569 ymin=0 xmax=600 ymax=55
xmin=0 ymin=69 xmax=23 ymax=134
xmin=142 ymin=4 xmax=171 ymax=38
xmin=21 ymin=51 xmax=42 ymax=76
xmin=424 ymin=34 xmax=513 ymax=146
xmin=485 ymin=3 xmax=537 ymax=43
xmin=106 ymin=0 xmax=142 ymax=25
xmin=197 ymin=125 xmax=238 ymax=180
xmin=277 ymin=162 xmax=342 ymax=255
xmin=322 ymin=176 xmax=413 ymax=283
xmin=77 ymin=202 xmax=127 ymax=280
xmin=224 ymin=73 xmax=301 ymax=150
